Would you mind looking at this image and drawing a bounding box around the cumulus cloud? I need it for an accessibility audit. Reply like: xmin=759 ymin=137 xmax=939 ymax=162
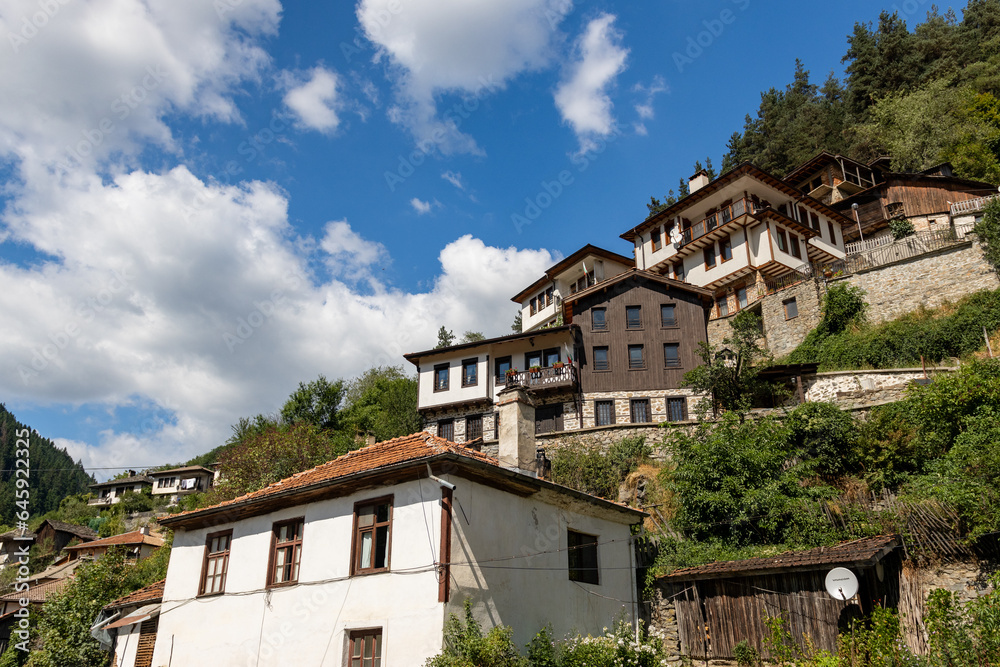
xmin=282 ymin=66 xmax=342 ymax=133
xmin=410 ymin=197 xmax=433 ymax=214
xmin=357 ymin=0 xmax=572 ymax=153
xmin=554 ymin=13 xmax=629 ymax=152
xmin=632 ymin=75 xmax=667 ymax=135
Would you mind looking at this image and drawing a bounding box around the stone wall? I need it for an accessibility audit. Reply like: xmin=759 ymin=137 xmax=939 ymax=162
xmin=648 ymin=588 xmax=682 ymax=665
xmin=839 ymin=240 xmax=999 ymax=325
xmin=708 ymin=278 xmax=824 ymax=357
xmin=804 ymin=367 xmax=957 ymax=408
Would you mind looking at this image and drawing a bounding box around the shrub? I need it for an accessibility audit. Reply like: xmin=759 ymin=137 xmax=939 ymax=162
xmin=889 ymin=217 xmax=916 ymax=239
xmin=974 ymin=197 xmax=1000 ymax=277
xmin=550 ymin=437 xmax=651 ymax=500
xmin=786 ymin=401 xmax=860 ymax=477
xmin=426 ymin=600 xmax=527 ymax=667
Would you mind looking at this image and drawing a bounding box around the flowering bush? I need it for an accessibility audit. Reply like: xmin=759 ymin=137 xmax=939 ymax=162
xmin=558 ymin=621 xmax=665 ymax=667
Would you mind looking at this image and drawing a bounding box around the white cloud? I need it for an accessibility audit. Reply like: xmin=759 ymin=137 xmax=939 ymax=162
xmin=357 ymin=0 xmax=572 ymax=154
xmin=282 ymin=66 xmax=342 ymax=133
xmin=632 ymin=75 xmax=667 ymax=135
xmin=410 ymin=198 xmax=433 ymax=214
xmin=554 ymin=13 xmax=629 ymax=152
xmin=441 ymin=170 xmax=464 ymax=190
xmin=2 ymin=168 xmax=555 ymax=471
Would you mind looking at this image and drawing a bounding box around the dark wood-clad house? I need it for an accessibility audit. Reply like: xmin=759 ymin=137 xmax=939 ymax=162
xmin=656 ymin=535 xmax=902 ymax=660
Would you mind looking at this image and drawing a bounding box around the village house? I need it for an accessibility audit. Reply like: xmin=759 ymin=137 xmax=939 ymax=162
xmin=151 ymin=425 xmax=644 ymax=667
xmin=34 ymin=519 xmax=99 ymax=554
xmin=149 ymin=465 xmax=216 ymax=505
xmin=62 ymin=528 xmax=164 ymax=561
xmin=0 ymin=528 xmax=35 ymax=568
xmin=0 ymin=558 xmax=87 ymax=654
xmin=88 ymin=473 xmax=154 ymax=506
xmin=94 ymin=579 xmax=165 ymax=667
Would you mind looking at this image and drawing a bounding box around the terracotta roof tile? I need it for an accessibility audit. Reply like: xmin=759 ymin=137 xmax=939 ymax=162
xmin=105 ymin=579 xmax=165 ymax=609
xmin=89 ymin=474 xmax=153 ymax=489
xmin=64 ymin=530 xmax=164 ymax=550
xmin=0 ymin=578 xmax=70 ymax=603
xmin=663 ymin=535 xmax=900 ymax=580
xmin=164 ymin=432 xmax=497 ymax=523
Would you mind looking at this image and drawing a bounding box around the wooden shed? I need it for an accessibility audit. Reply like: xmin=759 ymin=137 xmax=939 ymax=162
xmin=657 ymin=535 xmax=902 ymax=660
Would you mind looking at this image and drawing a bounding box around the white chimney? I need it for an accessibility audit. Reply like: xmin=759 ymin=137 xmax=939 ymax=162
xmin=496 ymin=384 xmax=537 ymax=476
xmin=689 ymin=170 xmax=711 ymax=194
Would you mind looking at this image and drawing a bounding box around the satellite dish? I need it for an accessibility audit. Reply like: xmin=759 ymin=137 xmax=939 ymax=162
xmin=669 ymin=227 xmax=683 ymax=246
xmin=825 ymin=567 xmax=859 ymax=601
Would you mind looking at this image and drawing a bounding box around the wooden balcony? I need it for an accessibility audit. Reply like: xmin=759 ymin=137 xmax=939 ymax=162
xmin=680 ymin=198 xmax=758 ymax=247
xmin=500 ymin=365 xmax=578 ymax=392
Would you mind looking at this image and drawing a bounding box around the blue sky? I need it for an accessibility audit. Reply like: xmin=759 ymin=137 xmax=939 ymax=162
xmin=0 ymin=0 xmax=942 ymax=477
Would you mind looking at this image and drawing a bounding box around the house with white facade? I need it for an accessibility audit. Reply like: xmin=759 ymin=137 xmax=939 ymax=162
xmin=95 ymin=579 xmax=165 ymax=667
xmin=623 ymin=162 xmax=853 ymax=321
xmin=152 ymin=427 xmax=644 ymax=667
xmin=149 ymin=465 xmax=215 ymax=505
xmin=88 ymin=473 xmax=154 ymax=507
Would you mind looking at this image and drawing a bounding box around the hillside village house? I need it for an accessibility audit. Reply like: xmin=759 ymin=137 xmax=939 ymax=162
xmin=89 ymin=473 xmax=153 ymax=506
xmin=149 ymin=465 xmax=216 ymax=505
xmin=94 ymin=579 xmax=165 ymax=667
xmin=63 ymin=528 xmax=164 ymax=561
xmin=151 ymin=425 xmax=644 ymax=667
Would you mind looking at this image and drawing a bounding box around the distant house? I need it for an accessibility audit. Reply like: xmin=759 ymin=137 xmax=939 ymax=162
xmin=0 ymin=528 xmax=35 ymax=567
xmin=94 ymin=579 xmax=165 ymax=667
xmin=654 ymin=535 xmax=902 ymax=661
xmin=149 ymin=465 xmax=215 ymax=505
xmin=0 ymin=558 xmax=85 ymax=654
xmin=34 ymin=519 xmax=99 ymax=554
xmin=63 ymin=528 xmax=164 ymax=562
xmin=152 ymin=426 xmax=645 ymax=667
xmin=89 ymin=474 xmax=154 ymax=507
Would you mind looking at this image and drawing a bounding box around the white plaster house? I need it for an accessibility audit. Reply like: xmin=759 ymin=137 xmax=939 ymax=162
xmin=623 ymin=162 xmax=853 ymax=320
xmin=153 ymin=426 xmax=644 ymax=667
xmin=149 ymin=465 xmax=215 ymax=505
xmin=96 ymin=579 xmax=165 ymax=667
xmin=512 ymin=245 xmax=634 ymax=332
xmin=88 ymin=474 xmax=154 ymax=506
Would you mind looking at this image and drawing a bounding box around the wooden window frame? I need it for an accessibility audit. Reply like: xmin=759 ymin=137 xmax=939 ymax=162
xmin=783 ymin=297 xmax=798 ymax=320
xmin=776 ymin=229 xmax=788 ymax=253
xmin=266 ymin=518 xmax=304 ymax=588
xmin=529 ymin=297 xmax=537 ymax=316
xmin=348 ymin=628 xmax=384 ymax=667
xmin=466 ymin=415 xmax=483 ymax=441
xmin=567 ymin=530 xmax=599 ymax=585
xmin=351 ymin=496 xmax=393 ymax=576
xmin=704 ymin=245 xmax=716 ymax=269
xmin=593 ymin=346 xmax=610 ymax=372
xmin=651 ymin=228 xmax=662 ymax=252
xmin=545 ymin=286 xmax=554 ymax=307
xmin=433 ymin=364 xmax=449 ymax=392
xmin=790 ymin=234 xmax=802 ymax=259
xmin=630 ymin=399 xmax=651 ymax=424
xmin=828 ymin=221 xmax=837 ymax=244
xmin=720 ymin=236 xmax=733 ymax=262
xmin=595 ymin=400 xmax=615 ymax=427
xmin=717 ymin=296 xmax=729 ymax=318
xmin=461 ymin=358 xmax=478 ymax=387
xmin=664 ymin=343 xmax=681 ymax=369
xmin=198 ymin=529 xmax=232 ymax=597
xmin=737 ymin=286 xmax=748 ymax=310
xmin=625 ymin=305 xmax=642 ymax=330
xmin=673 ymin=262 xmax=685 ymax=281
xmin=660 ymin=303 xmax=677 ymax=328
xmin=666 ymin=397 xmax=687 ymax=422
xmin=438 ymin=419 xmax=454 ymax=441
xmin=592 ymin=307 xmax=607 ymax=331
xmin=627 ymin=344 xmax=645 ymax=370
xmin=495 ymin=356 xmax=512 ymax=383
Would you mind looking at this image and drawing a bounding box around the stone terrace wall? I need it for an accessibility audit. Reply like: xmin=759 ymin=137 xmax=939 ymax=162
xmin=805 ymin=367 xmax=957 ymax=408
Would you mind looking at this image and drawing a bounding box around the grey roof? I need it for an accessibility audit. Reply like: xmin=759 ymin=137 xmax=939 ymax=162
xmin=89 ymin=474 xmax=153 ymax=489
xmin=38 ymin=519 xmax=98 ymax=540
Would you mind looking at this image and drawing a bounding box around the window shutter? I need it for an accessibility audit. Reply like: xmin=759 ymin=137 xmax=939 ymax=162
xmin=134 ymin=617 xmax=158 ymax=667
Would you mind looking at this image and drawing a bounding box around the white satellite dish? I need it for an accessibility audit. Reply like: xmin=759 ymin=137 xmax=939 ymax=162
xmin=669 ymin=227 xmax=683 ymax=247
xmin=825 ymin=567 xmax=859 ymax=601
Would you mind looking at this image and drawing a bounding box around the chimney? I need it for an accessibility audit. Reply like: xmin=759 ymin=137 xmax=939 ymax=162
xmin=689 ymin=169 xmax=711 ymax=194
xmin=139 ymin=526 xmax=149 ymax=536
xmin=496 ymin=384 xmax=537 ymax=475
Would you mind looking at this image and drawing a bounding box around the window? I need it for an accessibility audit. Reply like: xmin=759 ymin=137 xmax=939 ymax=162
xmin=433 ymin=364 xmax=449 ymax=392
xmin=628 ymin=344 xmax=645 ymax=370
xmin=525 ymin=351 xmax=542 ymax=370
xmin=466 ymin=415 xmax=482 ymax=441
xmin=461 ymin=359 xmax=478 ymax=387
xmin=775 ymin=229 xmax=787 ymax=253
xmin=495 ymin=356 xmax=512 ymax=382
xmin=666 ymin=397 xmax=687 ymax=422
xmin=268 ymin=519 xmax=303 ymax=587
xmin=625 ymin=305 xmax=642 ymax=329
xmin=827 ymin=221 xmax=837 ymax=244
xmin=529 ymin=297 xmax=537 ymax=315
xmin=438 ymin=419 xmax=454 ymax=440
xmin=660 ymin=304 xmax=677 ymax=327
xmin=716 ymin=296 xmax=729 ymax=317
xmin=783 ymin=297 xmax=798 ymax=320
xmin=199 ymin=530 xmax=232 ymax=596
xmin=592 ymin=307 xmax=607 ymax=331
xmin=886 ymin=201 xmax=904 ymax=218
xmin=349 ymin=629 xmax=383 ymax=667
xmin=704 ymin=245 xmax=716 ymax=269
xmin=651 ymin=228 xmax=662 ymax=251
xmin=535 ymin=404 xmax=564 ymax=434
xmin=545 ymin=286 xmax=554 ymax=307
xmin=567 ymin=530 xmax=599 ymax=585
xmin=595 ymin=400 xmax=614 ymax=426
xmin=630 ymin=399 xmax=650 ymax=423
xmin=664 ymin=343 xmax=681 ymax=368
xmin=790 ymin=234 xmax=801 ymax=259
xmin=737 ymin=287 xmax=748 ymax=309
xmin=352 ymin=498 xmax=392 ymax=575
xmin=543 ymin=348 xmax=561 ymax=368
xmin=673 ymin=262 xmax=685 ymax=281
xmin=809 ymin=211 xmax=820 ymax=230
xmin=720 ymin=236 xmax=733 ymax=261
xmin=593 ymin=346 xmax=609 ymax=371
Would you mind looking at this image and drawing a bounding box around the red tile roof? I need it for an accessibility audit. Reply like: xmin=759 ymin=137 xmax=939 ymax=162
xmin=0 ymin=578 xmax=70 ymax=603
xmin=105 ymin=579 xmax=165 ymax=609
xmin=161 ymin=431 xmax=644 ymax=528
xmin=63 ymin=530 xmax=164 ymax=551
xmin=663 ymin=535 xmax=900 ymax=580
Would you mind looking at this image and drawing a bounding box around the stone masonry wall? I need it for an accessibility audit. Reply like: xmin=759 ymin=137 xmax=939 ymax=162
xmin=804 ymin=367 xmax=957 ymax=408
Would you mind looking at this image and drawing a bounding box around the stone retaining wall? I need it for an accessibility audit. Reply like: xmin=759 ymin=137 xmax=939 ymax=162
xmin=804 ymin=367 xmax=957 ymax=408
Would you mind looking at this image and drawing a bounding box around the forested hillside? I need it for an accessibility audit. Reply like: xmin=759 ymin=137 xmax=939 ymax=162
xmin=722 ymin=2 xmax=1000 ymax=180
xmin=0 ymin=404 xmax=93 ymax=527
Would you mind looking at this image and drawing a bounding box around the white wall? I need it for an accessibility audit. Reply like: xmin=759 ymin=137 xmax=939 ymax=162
xmin=446 ymin=480 xmax=639 ymax=649
xmin=416 ymin=353 xmax=491 ymax=410
xmin=151 ymin=478 xmax=447 ymax=667
xmin=113 ymin=623 xmax=142 ymax=667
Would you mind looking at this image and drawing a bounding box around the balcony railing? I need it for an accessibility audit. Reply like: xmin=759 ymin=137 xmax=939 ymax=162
xmin=680 ymin=198 xmax=761 ymax=247
xmin=951 ymin=194 xmax=998 ymax=216
xmin=501 ymin=365 xmax=577 ymax=391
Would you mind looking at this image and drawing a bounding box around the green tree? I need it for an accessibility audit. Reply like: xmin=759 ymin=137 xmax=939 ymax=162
xmin=279 ymin=375 xmax=344 ymax=431
xmin=511 ymin=312 xmax=522 ymax=333
xmin=436 ymin=326 xmax=456 ymax=349
xmin=974 ymin=198 xmax=1000 ymax=276
xmin=340 ymin=366 xmax=421 ymax=442
xmin=459 ymin=331 xmax=486 ymax=343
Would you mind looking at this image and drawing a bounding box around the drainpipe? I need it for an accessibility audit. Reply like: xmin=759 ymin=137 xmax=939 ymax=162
xmin=852 ymin=203 xmax=863 ymax=242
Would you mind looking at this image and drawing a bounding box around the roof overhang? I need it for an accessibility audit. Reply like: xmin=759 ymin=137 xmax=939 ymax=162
xmin=404 ymin=326 xmax=574 ymax=365
xmin=104 ymin=604 xmax=161 ymax=630
xmin=510 ymin=245 xmax=635 ymax=304
xmin=562 ymin=269 xmax=714 ymax=304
